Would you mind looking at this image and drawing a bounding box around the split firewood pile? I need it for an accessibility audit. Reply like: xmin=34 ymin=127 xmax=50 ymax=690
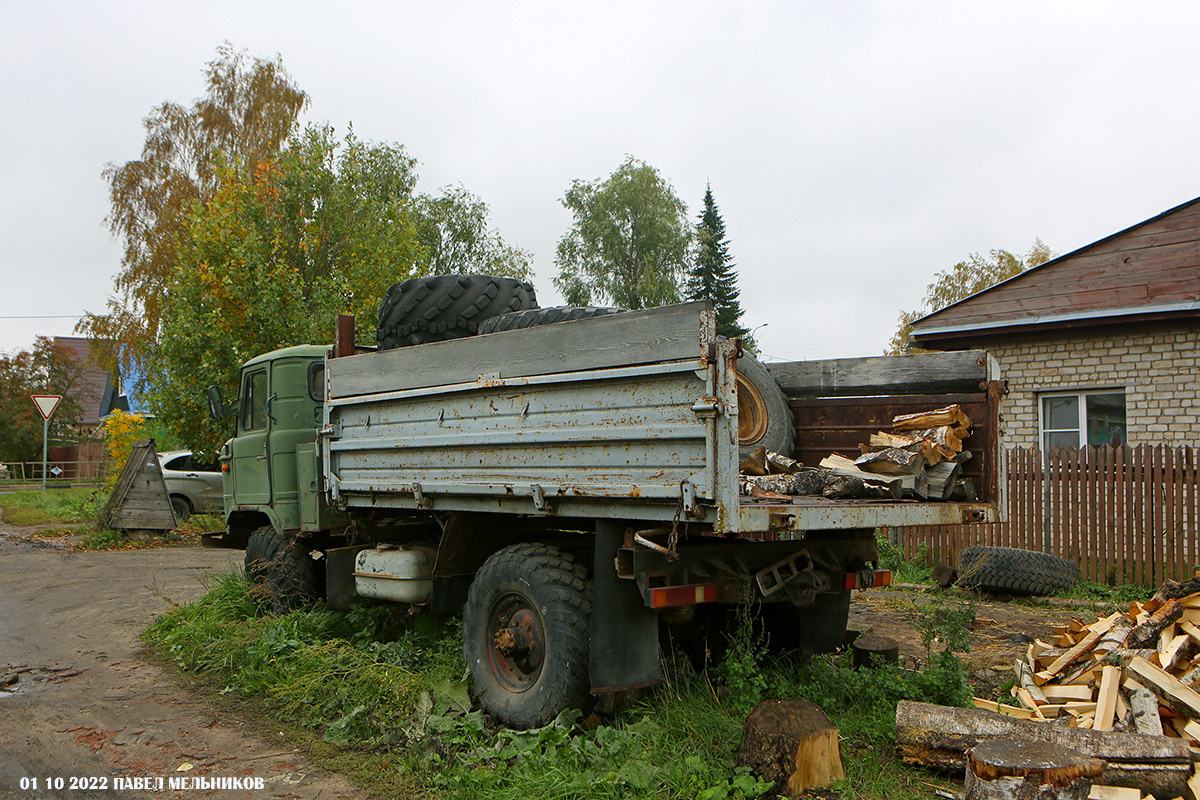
xmin=740 ymin=404 xmax=977 ymax=501
xmin=993 ymin=577 xmax=1200 ymax=744
xmin=897 ymin=577 xmax=1200 ymax=800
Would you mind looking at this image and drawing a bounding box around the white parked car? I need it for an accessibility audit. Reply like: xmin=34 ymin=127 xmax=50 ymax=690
xmin=158 ymin=450 xmax=224 ymax=521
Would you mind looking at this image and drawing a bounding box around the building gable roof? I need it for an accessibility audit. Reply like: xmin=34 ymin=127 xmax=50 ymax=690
xmin=53 ymin=336 xmax=119 ymax=426
xmin=911 ymin=196 xmax=1200 ymax=347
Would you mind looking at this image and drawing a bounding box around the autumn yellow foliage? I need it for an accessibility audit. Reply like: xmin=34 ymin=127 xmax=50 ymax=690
xmin=101 ymin=410 xmax=150 ymax=493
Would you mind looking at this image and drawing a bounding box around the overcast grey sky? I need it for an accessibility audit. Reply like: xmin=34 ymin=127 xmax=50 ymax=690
xmin=4 ymin=1 xmax=1199 ymax=365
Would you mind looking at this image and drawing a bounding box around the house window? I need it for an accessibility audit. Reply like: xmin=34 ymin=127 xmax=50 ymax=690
xmin=1040 ymin=390 xmax=1126 ymax=451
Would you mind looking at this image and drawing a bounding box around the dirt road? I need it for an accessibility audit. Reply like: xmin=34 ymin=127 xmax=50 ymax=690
xmin=0 ymin=525 xmax=372 ymax=800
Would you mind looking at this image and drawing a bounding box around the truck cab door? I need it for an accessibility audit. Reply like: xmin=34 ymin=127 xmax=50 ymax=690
xmin=230 ymin=367 xmax=272 ymax=506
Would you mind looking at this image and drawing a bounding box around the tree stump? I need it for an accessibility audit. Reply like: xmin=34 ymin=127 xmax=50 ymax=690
xmin=965 ymin=738 xmax=1105 ymax=800
xmin=851 ymin=634 xmax=899 ymax=668
xmin=933 ymin=563 xmax=958 ymax=588
xmin=736 ymin=699 xmax=844 ymax=796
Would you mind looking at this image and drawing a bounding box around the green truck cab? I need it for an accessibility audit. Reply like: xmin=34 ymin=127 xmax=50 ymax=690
xmin=210 ymin=344 xmax=337 ymax=546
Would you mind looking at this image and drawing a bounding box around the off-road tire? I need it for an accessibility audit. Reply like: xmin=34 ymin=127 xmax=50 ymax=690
xmin=476 ymin=306 xmax=625 ymax=335
xmin=957 ymin=546 xmax=1079 ymax=596
xmin=245 ymin=526 xmax=320 ymax=612
xmin=463 ymin=543 xmax=592 ymax=729
xmin=169 ymin=495 xmax=191 ymax=524
xmin=377 ymin=274 xmax=538 ymax=349
xmin=736 ymin=351 xmax=794 ymax=460
xmin=244 ymin=526 xmax=276 ymax=586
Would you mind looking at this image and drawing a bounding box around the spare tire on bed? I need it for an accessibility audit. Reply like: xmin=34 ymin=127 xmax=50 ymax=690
xmin=735 ymin=351 xmax=794 ymax=460
xmin=477 ymin=306 xmax=626 ymax=335
xmin=957 ymin=546 xmax=1079 ymax=596
xmin=377 ymin=274 xmax=538 ymax=349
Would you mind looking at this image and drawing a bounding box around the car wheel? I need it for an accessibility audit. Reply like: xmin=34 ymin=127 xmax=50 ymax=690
xmin=169 ymin=496 xmax=192 ymax=524
xmin=463 ymin=543 xmax=591 ymax=729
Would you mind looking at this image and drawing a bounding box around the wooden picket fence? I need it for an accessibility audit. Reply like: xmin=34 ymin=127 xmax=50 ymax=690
xmin=897 ymin=445 xmax=1200 ymax=588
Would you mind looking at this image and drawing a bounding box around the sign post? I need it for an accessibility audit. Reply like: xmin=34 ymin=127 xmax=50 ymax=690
xmin=31 ymin=395 xmax=63 ymax=494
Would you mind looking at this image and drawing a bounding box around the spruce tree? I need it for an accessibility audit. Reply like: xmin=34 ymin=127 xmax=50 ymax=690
xmin=686 ymin=185 xmax=748 ymax=339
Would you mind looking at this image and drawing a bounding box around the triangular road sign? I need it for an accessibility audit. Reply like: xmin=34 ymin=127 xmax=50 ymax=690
xmin=32 ymin=395 xmax=62 ymax=420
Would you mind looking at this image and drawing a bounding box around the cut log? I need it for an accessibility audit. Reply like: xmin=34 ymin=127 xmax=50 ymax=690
xmin=1125 ymin=655 xmax=1200 ymax=718
xmin=933 ymin=563 xmax=958 ymax=589
xmin=895 ymin=700 xmax=1190 ymax=799
xmin=927 ymin=460 xmax=964 ymax=501
xmin=1086 ymin=786 xmax=1142 ymax=800
xmin=823 ymin=473 xmax=902 ymax=500
xmin=1125 ymin=684 xmax=1163 ymax=737
xmin=892 ymin=404 xmax=972 ymax=432
xmin=949 ymin=478 xmax=978 ymax=501
xmin=1044 ymin=615 xmax=1122 ymax=677
xmin=854 ymin=448 xmax=926 ymax=476
xmin=736 ymin=699 xmax=844 ymax=796
xmin=1093 ymin=665 xmax=1120 ymax=733
xmin=1014 ymin=660 xmax=1049 ymax=706
xmin=1126 ymin=600 xmax=1182 ymax=648
xmin=964 ymin=738 xmax=1104 ymax=800
xmin=820 ymin=454 xmax=925 ymax=497
xmin=851 ymin=635 xmax=899 ymax=669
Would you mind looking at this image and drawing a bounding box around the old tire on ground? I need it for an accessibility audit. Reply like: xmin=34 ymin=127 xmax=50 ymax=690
xmin=476 ymin=306 xmax=626 ymax=335
xmin=463 ymin=543 xmax=592 ymax=729
xmin=169 ymin=495 xmax=191 ymax=524
xmin=377 ymin=274 xmax=538 ymax=349
xmin=957 ymin=546 xmax=1079 ymax=596
xmin=245 ymin=526 xmax=320 ymax=612
xmin=736 ymin=351 xmax=794 ymax=460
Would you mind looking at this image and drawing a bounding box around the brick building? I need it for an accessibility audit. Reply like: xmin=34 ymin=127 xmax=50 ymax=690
xmin=909 ymin=197 xmax=1200 ymax=449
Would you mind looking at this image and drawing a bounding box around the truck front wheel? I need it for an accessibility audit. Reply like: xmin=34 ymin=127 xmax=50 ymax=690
xmin=463 ymin=543 xmax=592 ymax=729
xmin=244 ymin=526 xmax=320 ymax=613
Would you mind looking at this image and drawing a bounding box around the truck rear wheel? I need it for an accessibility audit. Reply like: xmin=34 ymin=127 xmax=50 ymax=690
xmin=377 ymin=274 xmax=538 ymax=348
xmin=463 ymin=543 xmax=592 ymax=729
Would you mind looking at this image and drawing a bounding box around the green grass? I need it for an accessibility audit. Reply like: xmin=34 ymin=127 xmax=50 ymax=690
xmin=1057 ymin=579 xmax=1153 ymax=605
xmin=145 ymin=574 xmax=969 ymax=800
xmin=877 ymin=536 xmax=935 ymax=586
xmin=0 ymin=486 xmax=104 ymax=525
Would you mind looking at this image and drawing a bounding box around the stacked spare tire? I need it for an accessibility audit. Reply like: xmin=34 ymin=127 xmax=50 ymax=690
xmin=377 ymin=274 xmax=539 ymax=348
xmin=374 ymin=273 xmax=794 ymax=462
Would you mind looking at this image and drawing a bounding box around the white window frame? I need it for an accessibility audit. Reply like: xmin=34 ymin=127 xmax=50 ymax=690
xmin=1038 ymin=389 xmax=1127 ymax=451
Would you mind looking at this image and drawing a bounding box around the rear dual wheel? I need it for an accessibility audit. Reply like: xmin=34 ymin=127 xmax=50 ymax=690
xmin=463 ymin=543 xmax=592 ymax=729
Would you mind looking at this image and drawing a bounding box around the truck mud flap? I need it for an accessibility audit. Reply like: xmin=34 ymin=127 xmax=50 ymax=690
xmin=325 ymin=544 xmax=371 ymax=612
xmin=590 ymin=521 xmax=663 ymax=693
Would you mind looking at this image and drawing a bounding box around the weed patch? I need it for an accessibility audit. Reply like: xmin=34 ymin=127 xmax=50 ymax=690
xmin=877 ymin=536 xmax=934 ymax=586
xmin=146 ymin=576 xmax=967 ymax=800
xmin=0 ymin=486 xmax=104 ymax=525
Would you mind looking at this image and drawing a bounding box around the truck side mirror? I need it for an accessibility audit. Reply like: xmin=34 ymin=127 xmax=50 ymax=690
xmin=207 ymin=385 xmax=236 ymax=420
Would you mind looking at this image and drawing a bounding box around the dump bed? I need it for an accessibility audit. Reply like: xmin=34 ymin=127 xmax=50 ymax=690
xmin=320 ymin=302 xmax=1002 ymax=535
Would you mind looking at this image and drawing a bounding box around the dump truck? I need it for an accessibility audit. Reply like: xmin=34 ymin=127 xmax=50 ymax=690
xmin=205 ymin=283 xmax=1003 ymax=729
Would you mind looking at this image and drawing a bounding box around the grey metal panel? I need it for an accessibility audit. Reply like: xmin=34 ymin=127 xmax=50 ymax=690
xmin=327 ymin=301 xmax=714 ymax=398
xmin=327 ymin=358 xmax=716 ymax=518
xmin=738 ymin=502 xmax=1000 ymax=532
xmin=767 ymin=350 xmax=991 ymax=398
